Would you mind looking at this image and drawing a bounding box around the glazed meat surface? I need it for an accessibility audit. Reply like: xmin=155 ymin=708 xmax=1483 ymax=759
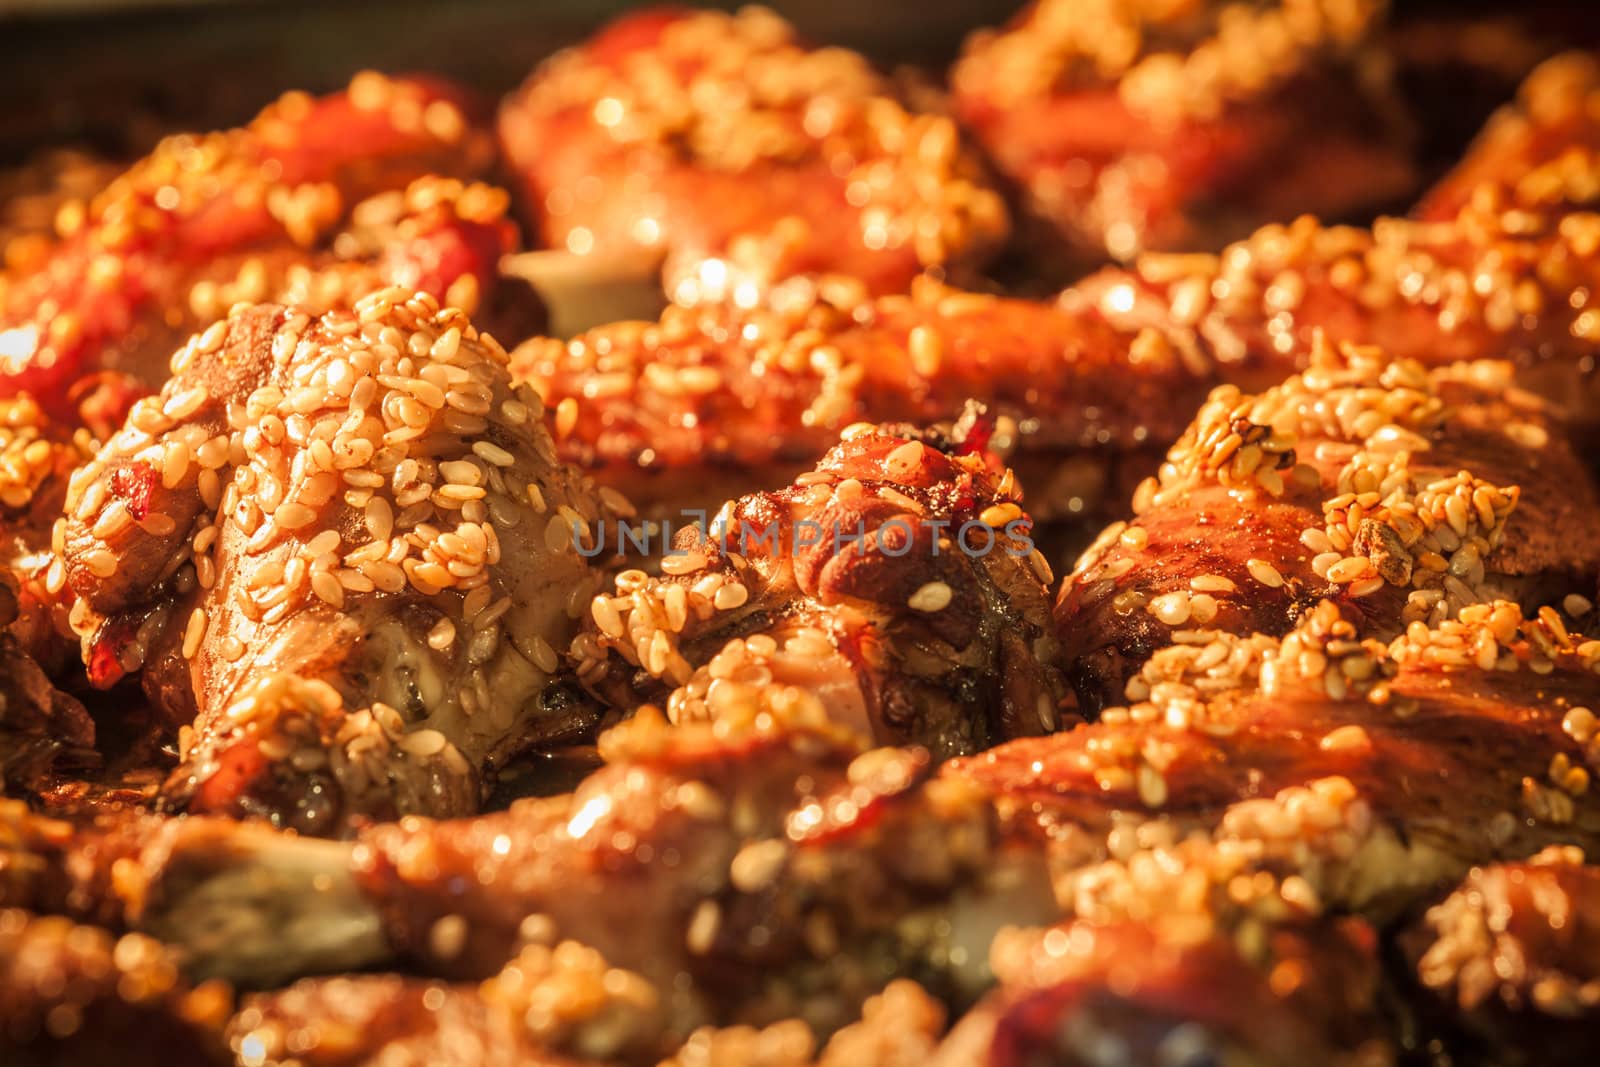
xmin=498 ymin=6 xmax=1008 ymax=299
xmin=1403 ymin=846 xmax=1600 ymax=1065
xmin=10 ymin=14 xmax=1600 ymax=1067
xmin=570 ymin=415 xmax=1068 ymax=759
xmin=0 ymin=72 xmax=499 ymax=408
xmin=569 ymin=415 xmax=1068 ymax=758
xmin=512 ymin=275 xmax=1200 ymax=523
xmin=56 ymin=289 xmax=622 ymax=832
xmin=515 ymin=54 xmax=1600 ymax=538
xmin=1055 ymin=343 xmax=1600 ymax=711
xmin=951 ymin=0 xmax=1416 ymax=269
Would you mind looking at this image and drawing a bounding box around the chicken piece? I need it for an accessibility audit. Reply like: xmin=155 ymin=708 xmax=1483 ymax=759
xmin=57 ymin=288 xmax=620 ymax=832
xmin=951 ymin=0 xmax=1415 ymax=271
xmin=512 ymin=274 xmax=1203 ymax=523
xmin=0 ymin=71 xmax=498 ymax=408
xmin=569 ymin=415 xmax=1069 ymax=759
xmin=226 ymin=972 xmax=943 ymax=1067
xmin=96 ymin=695 xmax=1052 ymax=1031
xmin=0 ymin=590 xmax=91 ymax=796
xmin=1416 ymin=52 xmax=1600 ymax=222
xmin=17 ymin=601 xmax=1600 ymax=1053
xmin=953 ymin=597 xmax=1600 ymax=926
xmin=0 ymin=909 xmax=232 ymax=1067
xmin=931 ymin=917 xmax=1387 ymax=1067
xmin=514 ymin=98 xmax=1600 ymax=536
xmin=497 ymin=5 xmax=1008 ymax=316
xmin=1402 ymin=845 xmax=1600 ymax=1066
xmin=1077 ymin=146 xmax=1600 ymax=421
xmin=1055 ymin=341 xmax=1600 ymax=711
xmin=0 ymin=395 xmax=94 ymax=794
xmin=226 ymin=973 xmax=592 ymax=1067
xmin=0 ymin=393 xmax=92 ymax=668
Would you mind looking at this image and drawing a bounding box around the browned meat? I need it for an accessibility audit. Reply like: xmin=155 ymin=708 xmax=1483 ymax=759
xmin=226 ymin=973 xmax=589 ymax=1067
xmin=957 ymin=597 xmax=1600 ymax=914
xmin=11 ymin=587 xmax=1600 ymax=1063
xmin=569 ymin=415 xmax=1069 ymax=759
xmin=513 ymin=57 xmax=1600 ymax=539
xmin=0 ymin=605 xmax=90 ymax=796
xmin=0 ymin=73 xmax=501 ymax=411
xmin=1416 ymin=52 xmax=1600 ymax=222
xmin=1076 ymin=149 xmax=1600 ymax=416
xmin=951 ymin=0 xmax=1416 ymax=270
xmin=511 ymin=275 xmax=1205 ymax=524
xmin=0 ymin=908 xmax=231 ymax=1067
xmin=56 ymin=290 xmax=621 ymax=832
xmin=1055 ymin=343 xmax=1600 ymax=711
xmin=497 ymin=7 xmax=1008 ymax=302
xmin=0 ymin=394 xmax=91 ymax=669
xmin=931 ymin=918 xmax=1387 ymax=1067
xmin=227 ymin=971 xmax=945 ymax=1067
xmin=1402 ymin=846 xmax=1600 ymax=1066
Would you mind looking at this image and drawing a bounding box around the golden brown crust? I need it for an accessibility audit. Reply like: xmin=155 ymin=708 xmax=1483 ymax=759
xmin=58 ymin=290 xmax=618 ymax=831
xmin=497 ymin=7 xmax=1008 ymax=296
xmin=1055 ymin=345 xmax=1600 ymax=711
xmin=0 ymin=73 xmax=499 ymax=408
xmin=569 ymin=419 xmax=1068 ymax=759
xmin=951 ymin=0 xmax=1415 ymax=263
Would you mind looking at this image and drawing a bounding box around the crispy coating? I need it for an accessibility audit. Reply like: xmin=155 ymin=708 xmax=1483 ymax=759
xmin=58 ymin=290 xmax=618 ymax=832
xmin=0 ymin=72 xmax=498 ymax=408
xmin=952 ymin=0 xmax=1415 ymax=265
xmin=1055 ymin=343 xmax=1600 ymax=711
xmin=570 ymin=417 xmax=1069 ymax=759
xmin=498 ymin=6 xmax=1008 ymax=296
xmin=512 ymin=275 xmax=1202 ymax=522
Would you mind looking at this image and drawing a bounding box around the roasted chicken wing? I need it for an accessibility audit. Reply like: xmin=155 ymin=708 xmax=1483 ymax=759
xmin=951 ymin=0 xmax=1416 ymax=270
xmin=497 ymin=5 xmax=1008 ymax=318
xmin=569 ymin=414 xmax=1068 ymax=759
xmin=56 ymin=289 xmax=622 ymax=832
xmin=0 ymin=72 xmax=500 ymax=409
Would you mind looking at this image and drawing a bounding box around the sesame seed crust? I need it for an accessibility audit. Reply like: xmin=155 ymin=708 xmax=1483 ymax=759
xmin=1083 ymin=84 xmax=1600 ymax=399
xmin=0 ymin=72 xmax=496 ymax=406
xmin=498 ymin=6 xmax=1008 ymax=296
xmin=951 ymin=0 xmax=1414 ymax=262
xmin=1406 ymin=847 xmax=1600 ymax=1046
xmin=570 ymin=414 xmax=1068 ymax=760
xmin=57 ymin=288 xmax=621 ymax=834
xmin=1056 ymin=339 xmax=1600 ymax=713
xmin=511 ymin=272 xmax=1204 ymax=522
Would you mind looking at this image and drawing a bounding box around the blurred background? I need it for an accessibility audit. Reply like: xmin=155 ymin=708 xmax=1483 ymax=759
xmin=0 ymin=0 xmax=1593 ymax=166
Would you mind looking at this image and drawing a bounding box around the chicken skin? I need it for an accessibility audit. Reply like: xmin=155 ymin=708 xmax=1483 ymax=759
xmin=57 ymin=289 xmax=622 ymax=832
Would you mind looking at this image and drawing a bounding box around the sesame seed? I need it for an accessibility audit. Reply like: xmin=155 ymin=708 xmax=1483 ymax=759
xmin=181 ymin=607 xmax=208 ymax=660
xmin=1247 ymin=558 xmax=1285 ymax=588
xmin=591 ymin=596 xmax=625 ymax=638
xmin=908 ymin=581 xmax=953 ymax=612
xmin=1149 ymin=591 xmax=1191 ymax=626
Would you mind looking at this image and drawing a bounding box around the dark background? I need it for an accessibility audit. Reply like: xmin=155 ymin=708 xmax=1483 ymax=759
xmin=0 ymin=0 xmax=1595 ymax=164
